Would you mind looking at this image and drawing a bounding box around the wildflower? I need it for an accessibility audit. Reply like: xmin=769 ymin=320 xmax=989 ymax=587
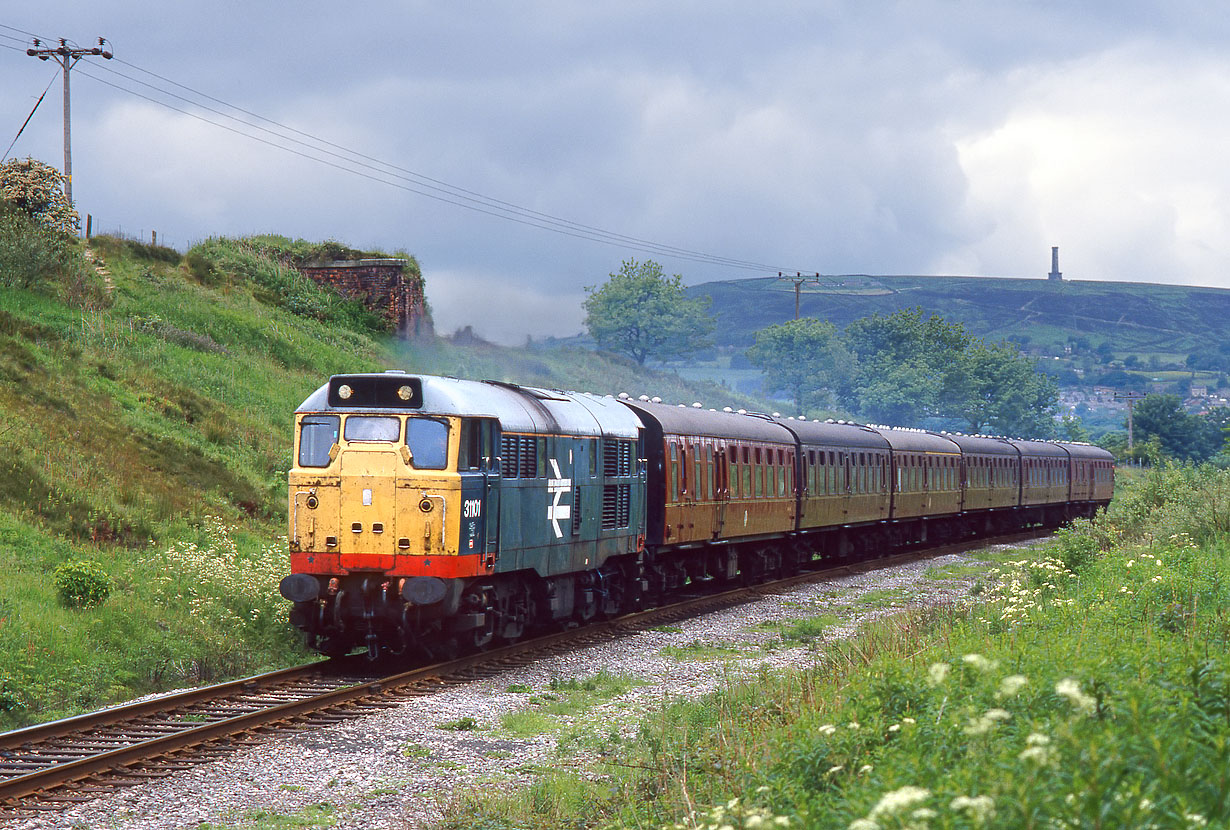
xmin=1055 ymin=678 xmax=1096 ymax=715
xmin=848 ymin=820 xmax=878 ymax=830
xmin=911 ymin=808 xmax=938 ymax=821
xmin=928 ymin=663 xmax=950 ymax=686
xmin=902 ymin=717 xmax=916 ymax=725
xmin=859 ymin=764 xmax=874 ymax=774
xmin=818 ymin=724 xmax=838 ymax=735
xmin=1026 ymin=732 xmax=1050 ymax=746
xmin=1139 ymin=798 xmax=1153 ymax=812
xmin=774 ymin=819 xmax=790 ymax=828
xmin=887 ymin=724 xmax=901 ymax=733
xmin=963 ymin=653 xmax=997 ymax=672
xmin=868 ymin=786 xmax=931 ymax=821
xmin=964 ymin=709 xmax=1010 ymax=735
xmin=950 ymin=795 xmax=996 ymax=825
xmin=998 ymin=675 xmax=1028 ymax=698
xmin=826 ymin=765 xmax=845 ymax=776
xmin=1185 ymin=813 xmax=1208 ymax=828
xmin=848 ymin=721 xmax=860 ymax=730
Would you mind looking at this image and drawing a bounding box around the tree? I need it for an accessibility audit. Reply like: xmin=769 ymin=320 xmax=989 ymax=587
xmin=841 ymin=308 xmax=970 ymax=426
xmin=745 ymin=318 xmax=852 ymax=415
xmin=839 ymin=307 xmax=1057 ymax=436
xmin=1132 ymin=394 xmax=1223 ymax=462
xmin=947 ymin=340 xmax=1058 ymax=436
xmin=0 ymin=157 xmax=79 ymax=235
xmin=583 ymin=259 xmax=714 ymax=365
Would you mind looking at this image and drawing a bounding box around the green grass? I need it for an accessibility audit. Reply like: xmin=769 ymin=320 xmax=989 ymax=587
xmin=660 ymin=641 xmax=751 ymax=661
xmin=0 ymin=233 xmax=784 ymax=730
xmin=437 ymin=463 xmax=1230 ymax=830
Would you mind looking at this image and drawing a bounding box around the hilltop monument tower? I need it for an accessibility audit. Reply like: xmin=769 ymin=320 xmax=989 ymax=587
xmin=1048 ymin=246 xmax=1063 ymax=281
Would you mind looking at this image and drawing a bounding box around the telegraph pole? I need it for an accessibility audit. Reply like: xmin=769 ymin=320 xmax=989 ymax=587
xmin=1114 ymin=391 xmax=1147 ymax=452
xmin=26 ymin=37 xmax=113 ymax=208
xmin=777 ymin=272 xmax=821 ymax=319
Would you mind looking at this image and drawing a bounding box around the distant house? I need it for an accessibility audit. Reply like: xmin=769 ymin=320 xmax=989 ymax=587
xmin=1190 ymin=385 xmax=1209 ymax=399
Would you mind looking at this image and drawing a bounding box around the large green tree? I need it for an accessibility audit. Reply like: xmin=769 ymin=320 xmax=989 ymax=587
xmin=745 ymin=318 xmax=852 ymax=415
xmin=947 ymin=340 xmax=1058 ymax=436
xmin=841 ymin=308 xmax=970 ymax=426
xmin=839 ymin=306 xmax=1057 ymax=436
xmin=583 ymin=259 xmax=714 ymax=365
xmin=1132 ymin=394 xmax=1223 ymax=461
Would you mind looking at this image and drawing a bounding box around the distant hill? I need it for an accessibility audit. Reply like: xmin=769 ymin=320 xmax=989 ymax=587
xmin=687 ymin=275 xmax=1230 ymax=355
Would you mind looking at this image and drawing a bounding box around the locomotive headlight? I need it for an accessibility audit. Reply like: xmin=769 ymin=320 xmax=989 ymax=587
xmin=397 ymin=385 xmax=414 ymax=401
xmin=306 ymin=495 xmax=319 ymax=510
xmin=337 ymin=384 xmax=353 ymax=400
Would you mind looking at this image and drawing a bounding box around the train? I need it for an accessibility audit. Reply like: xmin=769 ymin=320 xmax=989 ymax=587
xmin=278 ymin=371 xmax=1114 ymax=659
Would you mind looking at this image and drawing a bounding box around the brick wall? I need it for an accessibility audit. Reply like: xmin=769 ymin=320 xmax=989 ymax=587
xmin=299 ymin=259 xmax=431 ymax=339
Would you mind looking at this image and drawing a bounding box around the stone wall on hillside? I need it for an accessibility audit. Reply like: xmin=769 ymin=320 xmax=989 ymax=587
xmin=299 ymin=259 xmax=432 ymax=339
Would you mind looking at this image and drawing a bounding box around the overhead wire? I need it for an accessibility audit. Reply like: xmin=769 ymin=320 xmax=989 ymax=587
xmin=106 ymin=57 xmax=783 ymax=272
xmin=2 ymin=29 xmax=808 ymax=273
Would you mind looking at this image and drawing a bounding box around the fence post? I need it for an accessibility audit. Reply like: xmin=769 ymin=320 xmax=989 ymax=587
xmin=152 ymin=230 xmax=157 ymax=246
xmin=85 ymin=213 xmax=92 ymax=240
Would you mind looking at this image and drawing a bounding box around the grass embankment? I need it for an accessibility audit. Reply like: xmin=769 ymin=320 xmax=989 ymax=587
xmin=440 ymin=463 xmax=1230 ymax=829
xmin=0 ymin=234 xmax=775 ymax=729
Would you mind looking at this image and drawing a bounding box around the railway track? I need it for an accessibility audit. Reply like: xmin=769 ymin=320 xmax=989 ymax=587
xmin=0 ymin=529 xmax=1046 ymax=817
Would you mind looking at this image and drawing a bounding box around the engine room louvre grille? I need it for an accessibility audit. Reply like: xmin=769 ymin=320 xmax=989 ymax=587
xmin=604 ymin=440 xmax=633 ymax=477
xmin=572 ymin=485 xmax=582 ymax=535
xmin=602 ymin=483 xmax=631 ymax=529
xmin=500 ymin=435 xmax=519 ymax=478
xmin=519 ymin=436 xmax=537 ymax=478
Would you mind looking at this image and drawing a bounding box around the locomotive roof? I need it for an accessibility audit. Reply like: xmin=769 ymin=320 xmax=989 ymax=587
xmin=295 ymin=373 xmax=641 ymax=438
xmin=772 ymin=418 xmax=891 ymax=450
xmin=619 ymin=399 xmax=796 ymax=443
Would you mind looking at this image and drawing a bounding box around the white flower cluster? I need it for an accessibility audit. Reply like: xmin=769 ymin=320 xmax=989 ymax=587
xmin=1054 ymin=678 xmax=1097 ymax=716
xmin=671 ymin=795 xmax=791 ymax=830
xmin=978 ymin=556 xmax=1077 ymax=628
xmin=847 ymin=785 xmax=932 ymax=830
xmin=139 ymin=516 xmax=288 ymax=637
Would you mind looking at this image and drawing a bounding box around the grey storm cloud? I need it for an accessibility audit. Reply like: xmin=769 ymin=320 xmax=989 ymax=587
xmin=4 ymin=2 xmax=1230 ymax=343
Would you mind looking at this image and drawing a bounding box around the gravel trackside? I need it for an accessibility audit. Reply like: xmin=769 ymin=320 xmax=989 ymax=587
xmin=4 ymin=540 xmax=1040 ymax=830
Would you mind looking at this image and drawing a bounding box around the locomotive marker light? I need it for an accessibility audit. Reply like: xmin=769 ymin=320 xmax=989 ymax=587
xmin=337 ymin=384 xmax=353 ymax=400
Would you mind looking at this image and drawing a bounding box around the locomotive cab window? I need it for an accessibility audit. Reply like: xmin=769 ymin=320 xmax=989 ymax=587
xmin=298 ymin=415 xmax=340 ymax=468
xmin=405 ymin=417 xmax=449 ymax=469
xmin=344 ymin=415 xmax=400 ymax=442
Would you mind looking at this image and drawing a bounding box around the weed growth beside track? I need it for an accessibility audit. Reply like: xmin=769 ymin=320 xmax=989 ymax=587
xmin=439 ymin=462 xmax=1230 ymax=830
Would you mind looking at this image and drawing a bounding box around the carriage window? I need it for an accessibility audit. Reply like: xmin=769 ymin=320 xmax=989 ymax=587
xmin=298 ymin=415 xmax=340 ymax=467
xmin=345 ymin=415 xmax=400 ymax=442
xmin=405 ymin=417 xmax=449 ymax=469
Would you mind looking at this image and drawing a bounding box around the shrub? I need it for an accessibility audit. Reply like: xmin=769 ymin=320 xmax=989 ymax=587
xmin=0 ymin=669 xmax=22 ymax=712
xmin=53 ymin=560 xmax=113 ymax=608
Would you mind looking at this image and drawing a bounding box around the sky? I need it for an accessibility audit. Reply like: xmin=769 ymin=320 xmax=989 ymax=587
xmin=3 ymin=2 xmax=1230 ymax=343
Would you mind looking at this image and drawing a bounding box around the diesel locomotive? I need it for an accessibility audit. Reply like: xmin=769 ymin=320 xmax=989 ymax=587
xmin=278 ymin=372 xmax=1114 ymax=659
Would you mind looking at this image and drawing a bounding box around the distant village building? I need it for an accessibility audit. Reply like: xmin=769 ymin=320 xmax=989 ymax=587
xmin=299 ymin=258 xmax=432 ymax=339
xmin=1048 ymin=246 xmax=1063 ymax=281
xmin=1191 ymin=385 xmax=1209 ymax=399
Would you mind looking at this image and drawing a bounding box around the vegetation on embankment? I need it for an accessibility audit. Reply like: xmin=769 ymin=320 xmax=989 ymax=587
xmin=0 ymin=232 xmax=770 ymax=729
xmin=439 ymin=463 xmax=1230 ymax=829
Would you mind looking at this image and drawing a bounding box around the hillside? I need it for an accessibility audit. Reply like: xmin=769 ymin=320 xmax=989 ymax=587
xmin=0 ymin=233 xmax=772 ymax=727
xmin=688 ymin=274 xmax=1230 ymax=356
